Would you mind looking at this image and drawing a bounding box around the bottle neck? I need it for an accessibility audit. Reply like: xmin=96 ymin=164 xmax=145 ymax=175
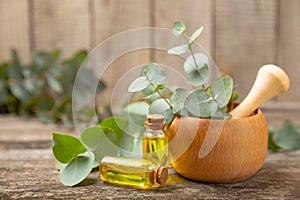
xmin=144 ymin=128 xmax=164 ymax=136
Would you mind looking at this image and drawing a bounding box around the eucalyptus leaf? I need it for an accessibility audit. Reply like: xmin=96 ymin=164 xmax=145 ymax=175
xmin=186 ymin=65 xmax=209 ymax=87
xmin=80 ymin=126 xmax=119 ymax=161
xmin=123 ymin=102 xmax=149 ymax=127
xmin=172 ymin=21 xmax=186 ymax=36
xmin=9 ymin=84 xmax=30 ymax=102
xmin=0 ymin=80 xmax=7 ymax=104
xmin=169 ymin=88 xmax=190 ymax=113
xmin=268 ymin=126 xmax=281 ymax=152
xmin=100 ymin=117 xmax=128 ymax=141
xmin=184 ymin=89 xmax=217 ymax=118
xmin=273 ymin=120 xmax=300 ymax=150
xmin=167 ymin=44 xmax=189 ymax=55
xmin=139 ymin=63 xmax=166 ymax=95
xmin=118 ymin=131 xmax=143 ymax=157
xmin=59 ymin=151 xmax=94 ymax=186
xmin=128 ymin=76 xmax=149 ymax=92
xmin=184 ymin=53 xmax=209 ymax=86
xmin=52 ymin=133 xmax=87 ymax=164
xmin=189 ymin=26 xmax=204 ymax=44
xmin=149 ymin=98 xmax=174 ymax=124
xmin=47 ymin=75 xmax=63 ymax=93
xmin=7 ymin=50 xmax=23 ymax=81
xmin=141 ymin=62 xmax=166 ymax=85
xmin=184 ymin=53 xmax=208 ymax=73
xmin=211 ymin=75 xmax=233 ymax=108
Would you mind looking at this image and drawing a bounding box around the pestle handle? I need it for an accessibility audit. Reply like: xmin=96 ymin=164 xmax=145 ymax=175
xmin=230 ymin=64 xmax=290 ymax=119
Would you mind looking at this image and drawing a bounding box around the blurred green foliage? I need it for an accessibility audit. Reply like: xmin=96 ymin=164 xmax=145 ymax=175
xmin=0 ymin=49 xmax=106 ymax=127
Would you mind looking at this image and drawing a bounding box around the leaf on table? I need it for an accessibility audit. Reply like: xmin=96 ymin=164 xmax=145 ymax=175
xmin=268 ymin=125 xmax=281 ymax=152
xmin=100 ymin=117 xmax=128 ymax=141
xmin=273 ymin=120 xmax=300 ymax=150
xmin=59 ymin=151 xmax=94 ymax=186
xmin=52 ymin=133 xmax=87 ymax=164
xmin=80 ymin=126 xmax=119 ymax=161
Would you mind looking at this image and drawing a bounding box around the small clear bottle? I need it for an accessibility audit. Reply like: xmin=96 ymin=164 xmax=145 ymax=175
xmin=142 ymin=114 xmax=168 ymax=167
xmin=100 ymin=156 xmax=168 ymax=189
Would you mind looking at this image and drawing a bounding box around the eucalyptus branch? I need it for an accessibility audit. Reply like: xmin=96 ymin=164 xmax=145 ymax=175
xmin=183 ymin=34 xmax=207 ymax=88
xmin=145 ymin=74 xmax=173 ymax=109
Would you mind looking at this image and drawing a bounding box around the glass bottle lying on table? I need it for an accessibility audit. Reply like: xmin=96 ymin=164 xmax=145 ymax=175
xmin=100 ymin=156 xmax=168 ymax=189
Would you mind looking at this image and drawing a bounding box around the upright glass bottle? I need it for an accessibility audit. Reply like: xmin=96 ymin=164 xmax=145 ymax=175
xmin=100 ymin=156 xmax=168 ymax=189
xmin=142 ymin=114 xmax=168 ymax=167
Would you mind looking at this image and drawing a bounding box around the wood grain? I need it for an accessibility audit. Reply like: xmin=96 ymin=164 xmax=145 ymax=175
xmin=0 ymin=114 xmax=299 ymax=199
xmin=166 ymin=110 xmax=268 ymax=183
xmin=93 ymin=0 xmax=151 ymax=106
xmin=0 ymin=0 xmax=31 ymax=63
xmin=33 ymin=0 xmax=90 ymax=58
xmin=152 ymin=0 xmax=212 ymax=85
xmin=278 ymin=0 xmax=300 ymax=102
xmin=214 ymin=0 xmax=278 ymax=99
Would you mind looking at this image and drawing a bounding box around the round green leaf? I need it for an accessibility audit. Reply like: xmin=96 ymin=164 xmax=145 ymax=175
xmin=123 ymin=102 xmax=149 ymax=127
xmin=184 ymin=89 xmax=217 ymax=118
xmin=149 ymin=98 xmax=174 ymax=124
xmin=141 ymin=63 xmax=166 ymax=85
xmin=274 ymin=120 xmax=300 ymax=150
xmin=184 ymin=53 xmax=209 ymax=87
xmin=184 ymin=53 xmax=208 ymax=73
xmin=186 ymin=65 xmax=209 ymax=87
xmin=59 ymin=151 xmax=94 ymax=186
xmin=52 ymin=133 xmax=87 ymax=164
xmin=173 ymin=21 xmax=186 ymax=36
xmin=211 ymin=75 xmax=233 ymax=108
xmin=100 ymin=117 xmax=128 ymax=141
xmin=140 ymin=63 xmax=166 ymax=95
xmin=167 ymin=44 xmax=189 ymax=55
xmin=128 ymin=76 xmax=149 ymax=92
xmin=189 ymin=26 xmax=204 ymax=44
xmin=80 ymin=126 xmax=119 ymax=161
xmin=169 ymin=88 xmax=190 ymax=113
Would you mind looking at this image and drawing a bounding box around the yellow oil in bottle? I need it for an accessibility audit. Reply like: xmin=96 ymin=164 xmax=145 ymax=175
xmin=100 ymin=156 xmax=168 ymax=189
xmin=143 ymin=114 xmax=168 ymax=167
xmin=142 ymin=135 xmax=168 ymax=167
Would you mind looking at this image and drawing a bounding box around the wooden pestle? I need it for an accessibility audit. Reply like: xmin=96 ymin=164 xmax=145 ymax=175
xmin=230 ymin=64 xmax=290 ymax=119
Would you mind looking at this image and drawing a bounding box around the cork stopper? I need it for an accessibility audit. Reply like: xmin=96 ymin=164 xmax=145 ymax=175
xmin=145 ymin=114 xmax=165 ymax=130
xmin=156 ymin=167 xmax=168 ymax=185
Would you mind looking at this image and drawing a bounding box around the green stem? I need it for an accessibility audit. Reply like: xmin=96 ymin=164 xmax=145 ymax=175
xmin=145 ymin=75 xmax=173 ymax=109
xmin=183 ymin=34 xmax=207 ymax=88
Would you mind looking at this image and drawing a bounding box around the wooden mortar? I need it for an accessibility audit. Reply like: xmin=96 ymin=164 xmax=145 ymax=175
xmin=165 ymin=64 xmax=290 ymax=183
xmin=165 ymin=109 xmax=267 ymax=183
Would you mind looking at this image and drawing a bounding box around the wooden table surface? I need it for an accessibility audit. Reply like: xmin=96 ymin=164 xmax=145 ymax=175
xmin=0 ymin=106 xmax=299 ymax=199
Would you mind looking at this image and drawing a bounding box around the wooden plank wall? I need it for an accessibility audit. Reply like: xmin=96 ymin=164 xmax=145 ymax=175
xmin=0 ymin=0 xmax=299 ymax=104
